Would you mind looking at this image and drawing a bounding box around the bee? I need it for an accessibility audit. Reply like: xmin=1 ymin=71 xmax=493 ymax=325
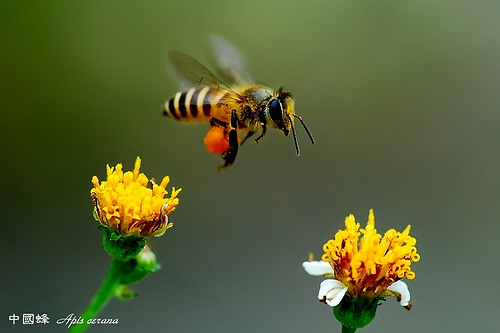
xmin=163 ymin=36 xmax=314 ymax=170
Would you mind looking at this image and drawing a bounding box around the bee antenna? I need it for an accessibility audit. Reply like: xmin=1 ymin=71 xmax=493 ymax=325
xmin=293 ymin=114 xmax=315 ymax=145
xmin=290 ymin=117 xmax=301 ymax=156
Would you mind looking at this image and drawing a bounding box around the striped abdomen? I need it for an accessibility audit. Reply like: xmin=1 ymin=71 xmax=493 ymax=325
xmin=163 ymin=87 xmax=230 ymax=121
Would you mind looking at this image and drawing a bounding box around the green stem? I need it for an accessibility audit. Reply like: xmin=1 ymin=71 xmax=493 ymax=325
xmin=341 ymin=325 xmax=357 ymax=333
xmin=69 ymin=260 xmax=122 ymax=333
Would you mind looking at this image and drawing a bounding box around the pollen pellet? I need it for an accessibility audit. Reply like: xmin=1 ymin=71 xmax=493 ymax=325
xmin=204 ymin=126 xmax=229 ymax=155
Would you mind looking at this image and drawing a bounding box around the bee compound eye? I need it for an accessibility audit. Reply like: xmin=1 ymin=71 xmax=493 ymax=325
xmin=268 ymin=98 xmax=283 ymax=122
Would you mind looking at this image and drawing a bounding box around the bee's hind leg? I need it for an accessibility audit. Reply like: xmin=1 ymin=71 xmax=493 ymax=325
xmin=218 ymin=110 xmax=239 ymax=171
xmin=209 ymin=117 xmax=227 ymax=128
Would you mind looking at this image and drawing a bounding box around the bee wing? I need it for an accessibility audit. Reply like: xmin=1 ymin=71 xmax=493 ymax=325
xmin=209 ymin=36 xmax=254 ymax=85
xmin=168 ymin=50 xmax=232 ymax=90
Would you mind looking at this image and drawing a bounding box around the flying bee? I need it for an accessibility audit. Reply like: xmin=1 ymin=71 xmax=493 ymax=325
xmin=163 ymin=36 xmax=314 ymax=170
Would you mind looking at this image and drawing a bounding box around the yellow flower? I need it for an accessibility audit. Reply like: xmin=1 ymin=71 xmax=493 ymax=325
xmin=303 ymin=209 xmax=420 ymax=309
xmin=90 ymin=157 xmax=181 ymax=238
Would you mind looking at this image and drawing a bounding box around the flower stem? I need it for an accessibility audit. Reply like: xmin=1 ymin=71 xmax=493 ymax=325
xmin=69 ymin=260 xmax=122 ymax=333
xmin=341 ymin=325 xmax=357 ymax=333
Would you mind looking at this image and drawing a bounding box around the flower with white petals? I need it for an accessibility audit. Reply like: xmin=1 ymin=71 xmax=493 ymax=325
xmin=302 ymin=210 xmax=420 ymax=331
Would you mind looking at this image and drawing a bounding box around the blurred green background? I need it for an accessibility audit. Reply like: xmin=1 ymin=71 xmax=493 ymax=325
xmin=1 ymin=1 xmax=499 ymax=332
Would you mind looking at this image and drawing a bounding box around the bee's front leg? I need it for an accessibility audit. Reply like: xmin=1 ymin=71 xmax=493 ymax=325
xmin=218 ymin=109 xmax=239 ymax=170
xmin=240 ymin=130 xmax=256 ymax=145
xmin=254 ymin=124 xmax=267 ymax=143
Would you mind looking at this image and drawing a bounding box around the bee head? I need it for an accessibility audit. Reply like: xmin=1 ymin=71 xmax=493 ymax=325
xmin=267 ymin=87 xmax=314 ymax=156
xmin=267 ymin=88 xmax=294 ymax=135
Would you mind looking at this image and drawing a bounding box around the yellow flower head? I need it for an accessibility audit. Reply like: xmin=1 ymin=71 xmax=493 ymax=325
xmin=90 ymin=157 xmax=181 ymax=238
xmin=322 ymin=209 xmax=420 ymax=300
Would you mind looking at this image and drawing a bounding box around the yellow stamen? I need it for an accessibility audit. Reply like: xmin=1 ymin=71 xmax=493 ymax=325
xmin=322 ymin=209 xmax=419 ymax=298
xmin=90 ymin=157 xmax=181 ymax=237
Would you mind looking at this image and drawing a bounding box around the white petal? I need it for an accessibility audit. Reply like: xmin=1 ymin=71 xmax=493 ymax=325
xmin=387 ymin=280 xmax=411 ymax=306
xmin=318 ymin=279 xmax=348 ymax=307
xmin=302 ymin=261 xmax=334 ymax=276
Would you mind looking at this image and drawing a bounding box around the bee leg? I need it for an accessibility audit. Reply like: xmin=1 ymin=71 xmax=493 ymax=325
xmin=218 ymin=110 xmax=239 ymax=170
xmin=209 ymin=118 xmax=228 ymax=128
xmin=254 ymin=124 xmax=267 ymax=143
xmin=240 ymin=130 xmax=256 ymax=146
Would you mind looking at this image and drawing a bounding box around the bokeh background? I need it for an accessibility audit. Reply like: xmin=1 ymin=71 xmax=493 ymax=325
xmin=1 ymin=1 xmax=499 ymax=332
